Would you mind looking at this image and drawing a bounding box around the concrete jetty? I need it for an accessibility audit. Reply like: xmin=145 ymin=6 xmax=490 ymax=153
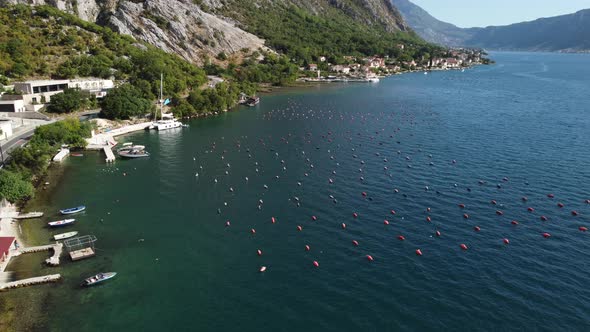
xmin=53 ymin=148 xmax=70 ymax=162
xmin=0 ymin=274 xmax=61 ymax=291
xmin=18 ymin=243 xmax=63 ymax=266
xmin=103 ymin=146 xmax=115 ymax=163
xmin=13 ymin=212 xmax=43 ymax=219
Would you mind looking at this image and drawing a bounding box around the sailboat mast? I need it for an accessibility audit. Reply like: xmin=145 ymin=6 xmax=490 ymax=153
xmin=160 ymin=73 xmax=163 ymax=121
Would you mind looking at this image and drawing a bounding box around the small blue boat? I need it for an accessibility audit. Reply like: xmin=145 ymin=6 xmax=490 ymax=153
xmin=60 ymin=206 xmax=86 ymax=215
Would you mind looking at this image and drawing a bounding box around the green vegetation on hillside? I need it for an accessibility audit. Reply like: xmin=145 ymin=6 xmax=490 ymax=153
xmin=220 ymin=1 xmax=445 ymax=64
xmin=0 ymin=5 xmax=207 ymax=99
xmin=4 ymin=118 xmax=93 ymax=202
xmin=47 ymin=88 xmax=97 ymax=113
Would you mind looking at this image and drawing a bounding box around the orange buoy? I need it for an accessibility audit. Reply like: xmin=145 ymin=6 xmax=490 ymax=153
xmin=511 ymin=220 xmax=519 ymax=225
xmin=341 ymin=223 xmax=346 ymax=229
xmin=384 ymin=220 xmax=390 ymax=225
xmin=313 ymin=261 xmax=319 ymax=267
xmin=435 ymin=230 xmax=441 ymax=237
xmin=542 ymin=232 xmax=551 ymax=238
xmin=397 ymin=235 xmax=405 ymax=241
xmin=463 ymin=213 xmax=469 ymax=219
xmin=390 ymin=210 xmax=396 ymax=215
xmin=353 ymin=212 xmax=358 ymax=218
xmin=415 ymin=249 xmax=423 ymax=256
xmin=312 ymin=216 xmax=317 ymax=221
xmin=366 ymin=255 xmax=374 ymax=261
xmin=540 ymin=216 xmax=548 ymax=221
xmin=503 ymin=238 xmax=510 ymax=244
xmin=297 ymin=225 xmax=303 ymax=231
xmin=257 ymin=249 xmax=262 ymax=256
xmin=496 ymin=210 xmax=504 ymax=215
xmin=259 ymin=266 xmax=267 ymax=272
xmin=571 ymin=211 xmax=579 ymax=216
xmin=527 ymin=207 xmax=535 ymax=212
xmin=579 ymin=227 xmax=588 ymax=232
xmin=460 ymin=244 xmax=468 ymax=250
xmin=474 ymin=226 xmax=481 ymax=232
xmin=352 ymin=240 xmax=359 ymax=246
xmin=225 ymin=221 xmax=231 ymax=227
xmin=271 ymin=217 xmax=276 ymax=223
xmin=426 ymin=216 xmax=431 ymax=222
xmin=251 ymin=228 xmax=256 ymax=234
xmin=305 ymin=245 xmax=311 ymax=251
xmin=458 ymin=204 xmax=465 ymax=209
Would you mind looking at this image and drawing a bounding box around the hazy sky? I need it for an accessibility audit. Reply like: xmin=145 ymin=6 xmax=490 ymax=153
xmin=410 ymin=0 xmax=590 ymax=28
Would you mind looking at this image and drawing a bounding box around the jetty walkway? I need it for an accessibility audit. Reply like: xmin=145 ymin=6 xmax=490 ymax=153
xmin=86 ymin=121 xmax=152 ymax=163
xmin=16 ymin=243 xmax=63 ymax=266
xmin=0 ymin=274 xmax=61 ymax=291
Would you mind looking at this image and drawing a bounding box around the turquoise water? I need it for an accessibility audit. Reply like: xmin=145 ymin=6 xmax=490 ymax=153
xmin=21 ymin=52 xmax=590 ymax=331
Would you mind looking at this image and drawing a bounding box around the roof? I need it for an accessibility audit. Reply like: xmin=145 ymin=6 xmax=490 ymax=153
xmin=15 ymin=79 xmax=69 ymax=87
xmin=0 ymin=237 xmax=15 ymax=256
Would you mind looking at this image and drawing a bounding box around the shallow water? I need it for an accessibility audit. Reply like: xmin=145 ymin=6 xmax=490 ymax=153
xmin=11 ymin=52 xmax=590 ymax=331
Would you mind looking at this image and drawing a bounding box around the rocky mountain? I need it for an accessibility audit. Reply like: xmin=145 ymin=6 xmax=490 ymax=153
xmin=0 ymin=0 xmax=413 ymax=64
xmin=391 ymin=0 xmax=590 ymax=52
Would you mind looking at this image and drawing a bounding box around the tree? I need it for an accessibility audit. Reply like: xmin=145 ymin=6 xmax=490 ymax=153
xmin=100 ymin=84 xmax=154 ymax=120
xmin=46 ymin=88 xmax=84 ymax=113
xmin=0 ymin=169 xmax=34 ymax=202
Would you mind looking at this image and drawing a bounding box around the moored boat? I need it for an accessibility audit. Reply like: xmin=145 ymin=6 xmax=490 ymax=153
xmin=48 ymin=219 xmax=75 ymax=227
xmin=118 ymin=145 xmax=150 ymax=158
xmin=54 ymin=231 xmax=78 ymax=240
xmin=246 ymin=96 xmax=260 ymax=107
xmin=60 ymin=206 xmax=86 ymax=215
xmin=83 ymin=272 xmax=117 ymax=286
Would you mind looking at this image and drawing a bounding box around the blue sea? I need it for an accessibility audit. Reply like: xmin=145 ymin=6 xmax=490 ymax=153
xmin=13 ymin=52 xmax=590 ymax=331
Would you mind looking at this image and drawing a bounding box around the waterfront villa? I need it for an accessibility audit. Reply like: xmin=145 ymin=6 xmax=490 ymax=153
xmin=308 ymin=64 xmax=318 ymax=71
xmin=0 ymin=78 xmax=114 ymax=113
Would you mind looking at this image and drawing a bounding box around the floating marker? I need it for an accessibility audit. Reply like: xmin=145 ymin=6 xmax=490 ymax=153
xmin=353 ymin=212 xmax=358 ymax=218
xmin=259 ymin=266 xmax=267 ymax=272
xmin=496 ymin=210 xmax=504 ymax=215
xmin=384 ymin=220 xmax=390 ymax=225
xmin=257 ymin=249 xmax=262 ymax=256
xmin=305 ymin=245 xmax=310 ymax=251
xmin=415 ymin=249 xmax=423 ymax=256
xmin=511 ymin=220 xmax=519 ymax=225
xmin=579 ymin=227 xmax=588 ymax=232
xmin=297 ymin=225 xmax=303 ymax=231
xmin=312 ymin=216 xmax=317 ymax=221
xmin=435 ymin=231 xmax=441 ymax=237
xmin=313 ymin=261 xmax=319 ymax=267
xmin=474 ymin=226 xmax=481 ymax=232
xmin=271 ymin=217 xmax=276 ymax=223
xmin=397 ymin=235 xmax=405 ymax=241
xmin=251 ymin=229 xmax=256 ymax=234
xmin=458 ymin=204 xmax=465 ymax=209
xmin=225 ymin=221 xmax=230 ymax=227
xmin=503 ymin=238 xmax=510 ymax=244
xmin=426 ymin=216 xmax=431 ymax=222
xmin=460 ymin=244 xmax=468 ymax=250
xmin=557 ymin=202 xmax=564 ymax=208
xmin=572 ymin=211 xmax=579 ymax=216
xmin=390 ymin=210 xmax=396 ymax=215
xmin=463 ymin=214 xmax=469 ymax=219
xmin=341 ymin=223 xmax=346 ymax=229
xmin=540 ymin=216 xmax=548 ymax=221
xmin=352 ymin=240 xmax=359 ymax=246
xmin=366 ymin=255 xmax=374 ymax=261
xmin=542 ymin=232 xmax=551 ymax=238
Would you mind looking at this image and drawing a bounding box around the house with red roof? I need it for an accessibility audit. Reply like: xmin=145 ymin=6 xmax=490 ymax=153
xmin=0 ymin=236 xmax=16 ymax=264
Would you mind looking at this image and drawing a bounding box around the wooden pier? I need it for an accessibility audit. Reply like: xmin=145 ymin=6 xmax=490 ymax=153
xmin=18 ymin=243 xmax=63 ymax=266
xmin=70 ymin=247 xmax=95 ymax=261
xmin=13 ymin=211 xmax=44 ymax=219
xmin=0 ymin=274 xmax=61 ymax=291
xmin=103 ymin=146 xmax=115 ymax=163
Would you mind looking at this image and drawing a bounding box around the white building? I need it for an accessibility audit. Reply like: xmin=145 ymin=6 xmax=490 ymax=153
xmin=10 ymin=78 xmax=114 ymax=111
xmin=0 ymin=97 xmax=26 ymax=113
xmin=0 ymin=119 xmax=13 ymax=140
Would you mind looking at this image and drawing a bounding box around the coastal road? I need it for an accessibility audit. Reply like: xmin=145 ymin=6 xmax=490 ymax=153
xmin=0 ymin=127 xmax=37 ymax=166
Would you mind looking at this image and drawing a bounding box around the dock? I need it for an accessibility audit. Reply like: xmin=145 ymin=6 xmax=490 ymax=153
xmin=103 ymin=146 xmax=115 ymax=163
xmin=13 ymin=211 xmax=43 ymax=219
xmin=18 ymin=243 xmax=63 ymax=266
xmin=0 ymin=274 xmax=61 ymax=291
xmin=69 ymin=247 xmax=95 ymax=261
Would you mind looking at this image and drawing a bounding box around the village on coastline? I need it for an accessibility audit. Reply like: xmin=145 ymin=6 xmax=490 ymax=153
xmin=297 ymin=47 xmax=486 ymax=82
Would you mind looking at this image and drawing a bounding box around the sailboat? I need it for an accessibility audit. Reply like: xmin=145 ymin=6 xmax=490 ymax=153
xmin=152 ymin=74 xmax=182 ymax=131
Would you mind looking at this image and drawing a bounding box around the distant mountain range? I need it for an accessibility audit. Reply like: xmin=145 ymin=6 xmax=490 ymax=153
xmin=391 ymin=0 xmax=590 ymax=52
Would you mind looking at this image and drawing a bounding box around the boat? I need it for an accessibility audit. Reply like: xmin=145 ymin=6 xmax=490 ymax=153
xmin=118 ymin=145 xmax=150 ymax=158
xmin=152 ymin=74 xmax=183 ymax=131
xmin=54 ymin=231 xmax=78 ymax=240
xmin=71 ymin=153 xmax=84 ymax=157
xmin=48 ymin=219 xmax=75 ymax=227
xmin=82 ymin=272 xmax=117 ymax=287
xmin=246 ymin=96 xmax=260 ymax=107
xmin=60 ymin=206 xmax=86 ymax=215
